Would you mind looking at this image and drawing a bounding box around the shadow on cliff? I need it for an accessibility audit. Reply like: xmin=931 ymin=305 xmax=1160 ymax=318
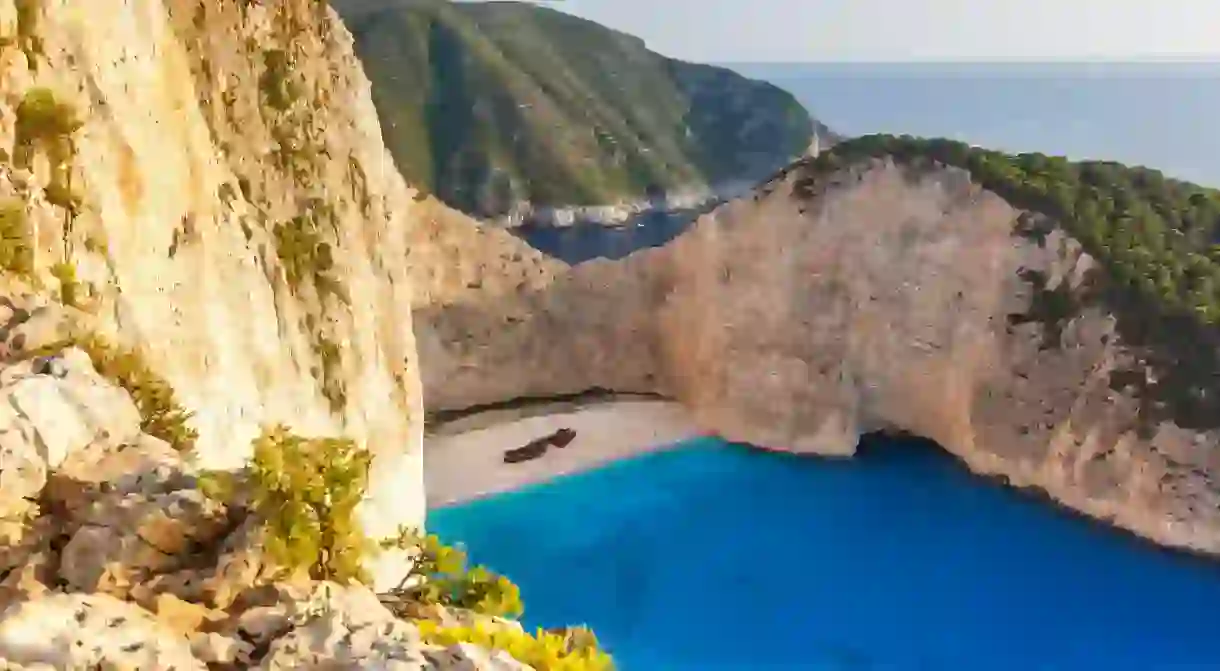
xmin=854 ymin=430 xmax=1220 ymax=569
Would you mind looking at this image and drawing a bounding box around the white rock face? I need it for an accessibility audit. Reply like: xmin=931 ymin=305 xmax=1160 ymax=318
xmin=0 ymin=342 xmax=540 ymax=668
xmin=2 ymin=347 xmax=141 ymax=466
xmin=258 ymin=583 xmax=430 ymax=670
xmin=424 ymin=643 xmax=535 ymax=671
xmin=0 ymin=2 xmax=570 ymax=669
xmin=0 ymin=0 xmax=454 ymax=587
xmin=0 ymin=593 xmax=205 ymax=671
xmin=0 ymin=342 xmax=140 ymax=518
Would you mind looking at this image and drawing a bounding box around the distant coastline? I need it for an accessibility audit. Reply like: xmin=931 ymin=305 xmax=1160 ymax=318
xmin=485 ymin=181 xmax=747 ymax=229
xmin=724 ymin=60 xmax=1220 ymax=188
xmin=724 ymin=60 xmax=1220 ymax=76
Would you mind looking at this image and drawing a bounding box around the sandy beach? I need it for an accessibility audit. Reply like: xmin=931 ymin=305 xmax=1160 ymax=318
xmin=424 ymin=400 xmax=704 ymax=507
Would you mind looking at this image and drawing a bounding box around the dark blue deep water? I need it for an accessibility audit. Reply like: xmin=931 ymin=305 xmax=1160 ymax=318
xmin=428 ymin=437 xmax=1220 ymax=670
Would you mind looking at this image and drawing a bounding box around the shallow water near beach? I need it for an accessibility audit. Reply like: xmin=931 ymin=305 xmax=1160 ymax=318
xmin=427 ymin=436 xmax=1220 ymax=670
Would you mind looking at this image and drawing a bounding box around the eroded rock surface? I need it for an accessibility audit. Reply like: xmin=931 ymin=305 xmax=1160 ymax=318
xmin=0 ymin=332 xmax=536 ymax=670
xmin=419 ymin=158 xmax=1220 ymax=557
xmin=0 ymin=0 xmax=457 ymax=587
xmin=0 ymin=593 xmax=206 ymax=670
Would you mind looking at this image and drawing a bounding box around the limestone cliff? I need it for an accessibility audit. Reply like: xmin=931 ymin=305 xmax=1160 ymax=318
xmin=0 ymin=0 xmax=498 ymax=587
xmin=418 ymin=157 xmax=1220 ymax=558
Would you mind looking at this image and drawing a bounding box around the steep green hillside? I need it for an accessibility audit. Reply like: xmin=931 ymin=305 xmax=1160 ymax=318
xmin=335 ymin=0 xmax=824 ymax=217
xmin=789 ymin=134 xmax=1220 ymax=431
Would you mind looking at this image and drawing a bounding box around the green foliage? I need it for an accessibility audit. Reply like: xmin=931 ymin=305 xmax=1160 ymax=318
xmin=339 ymin=0 xmax=815 ymax=216
xmin=15 ymin=88 xmax=81 ymax=213
xmin=249 ymin=425 xmax=373 ymax=583
xmin=310 ymin=332 xmax=346 ymax=413
xmin=69 ymin=333 xmax=198 ymax=454
xmin=49 ymin=261 xmax=80 ymax=308
xmin=15 ymin=87 xmax=80 ymax=165
xmin=806 ymin=134 xmax=1220 ymax=327
xmin=30 ymin=333 xmax=197 ymax=453
xmin=82 ymin=231 xmax=108 ymax=255
xmin=13 ymin=0 xmax=43 ymax=63
xmin=417 ymin=620 xmax=615 ymax=671
xmin=0 ymin=199 xmax=34 ymax=276
xmin=259 ymin=49 xmax=295 ymax=111
xmin=271 ymin=208 xmax=348 ymax=413
xmin=195 ymin=468 xmax=239 ymax=503
xmin=272 ymin=215 xmax=341 ymax=298
xmin=1007 ymin=268 xmax=1082 ymax=350
xmin=204 ymin=432 xmax=613 ymax=666
xmin=804 ymin=134 xmax=1220 ymax=432
xmin=384 ymin=528 xmax=523 ymax=619
xmin=43 ymin=179 xmax=81 ymax=213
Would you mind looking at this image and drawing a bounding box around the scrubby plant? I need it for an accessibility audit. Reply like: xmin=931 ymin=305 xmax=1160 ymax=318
xmin=13 ymin=0 xmax=44 ymax=63
xmin=49 ymin=260 xmax=80 ymax=307
xmin=805 ymin=133 xmax=1220 ymax=328
xmin=0 ymin=199 xmax=34 ymax=276
xmin=272 ymin=215 xmax=340 ymax=297
xmin=44 ymin=174 xmax=80 ymax=212
xmin=14 ymin=87 xmax=81 ymax=167
xmin=204 ymin=432 xmax=518 ymax=596
xmin=15 ymin=87 xmax=82 ymax=219
xmin=417 ymin=620 xmax=615 ymax=671
xmin=311 ymin=332 xmax=346 ymax=413
xmin=83 ymin=230 xmax=108 ymax=255
xmin=259 ymin=49 xmax=295 ymax=111
xmin=203 ymin=432 xmax=611 ymax=668
xmin=802 ymin=133 xmax=1220 ymax=433
xmin=383 ymin=528 xmax=524 ymax=619
xmin=36 ymin=333 xmax=198 ymax=454
xmin=196 ymin=468 xmax=239 ymax=503
xmin=247 ymin=425 xmax=373 ymax=583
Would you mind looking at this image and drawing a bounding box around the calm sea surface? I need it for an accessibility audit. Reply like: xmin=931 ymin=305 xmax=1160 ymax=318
xmin=730 ymin=62 xmax=1220 ymax=188
xmin=429 ymin=437 xmax=1220 ymax=670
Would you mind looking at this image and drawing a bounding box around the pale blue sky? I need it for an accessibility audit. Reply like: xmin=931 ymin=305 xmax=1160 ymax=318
xmin=521 ymin=0 xmax=1220 ymax=62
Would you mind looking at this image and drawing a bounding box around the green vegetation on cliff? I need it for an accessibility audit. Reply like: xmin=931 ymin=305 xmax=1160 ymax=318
xmin=807 ymin=135 xmax=1220 ymax=325
xmin=29 ymin=332 xmax=199 ymax=454
xmin=797 ymin=134 xmax=1220 ymax=432
xmin=335 ymin=0 xmax=822 ymax=217
xmin=200 ymin=426 xmax=612 ymax=668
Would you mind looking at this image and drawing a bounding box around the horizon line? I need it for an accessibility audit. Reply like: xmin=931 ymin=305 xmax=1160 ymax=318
xmin=719 ymin=58 xmax=1220 ymax=65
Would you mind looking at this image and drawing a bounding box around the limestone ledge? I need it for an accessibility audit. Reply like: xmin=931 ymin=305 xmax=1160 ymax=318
xmin=0 ymin=332 xmax=536 ymax=670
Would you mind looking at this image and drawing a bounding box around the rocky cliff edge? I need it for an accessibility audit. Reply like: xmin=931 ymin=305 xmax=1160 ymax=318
xmin=0 ymin=0 xmax=591 ymax=667
xmin=0 ymin=0 xmax=558 ymax=590
xmin=419 ymin=157 xmax=1220 ymax=557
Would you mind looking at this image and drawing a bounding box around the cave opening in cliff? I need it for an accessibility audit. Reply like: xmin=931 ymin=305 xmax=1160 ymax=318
xmin=853 ymin=429 xmax=946 ymax=457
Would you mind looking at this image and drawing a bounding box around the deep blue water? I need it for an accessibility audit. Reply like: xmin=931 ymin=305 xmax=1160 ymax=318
xmin=728 ymin=62 xmax=1220 ymax=189
xmin=514 ymin=209 xmax=693 ymax=264
xmin=428 ymin=437 xmax=1220 ymax=670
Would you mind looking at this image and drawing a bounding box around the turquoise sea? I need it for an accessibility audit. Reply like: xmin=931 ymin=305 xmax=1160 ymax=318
xmin=428 ymin=437 xmax=1220 ymax=670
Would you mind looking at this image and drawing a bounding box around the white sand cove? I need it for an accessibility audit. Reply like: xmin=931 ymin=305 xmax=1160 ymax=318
xmin=425 ymin=400 xmax=704 ymax=507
